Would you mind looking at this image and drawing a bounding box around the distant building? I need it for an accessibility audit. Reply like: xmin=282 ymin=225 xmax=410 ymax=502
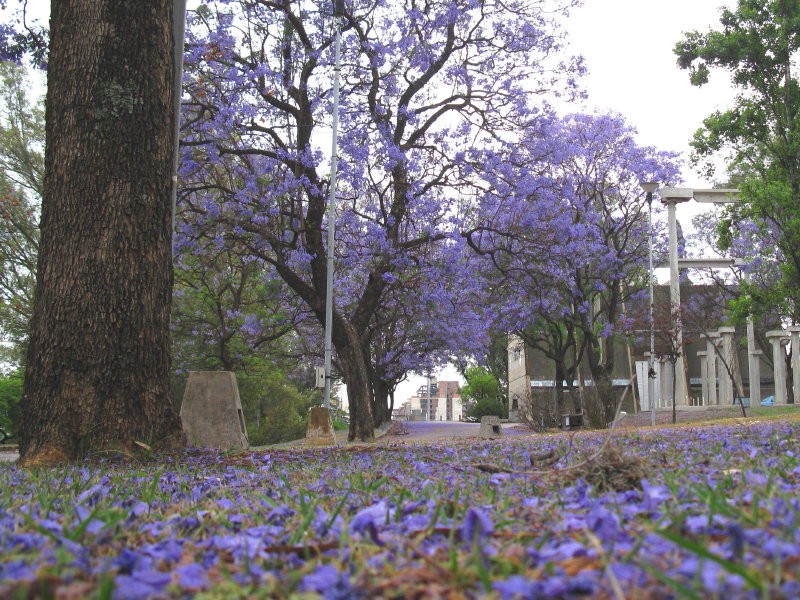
xmin=393 ymin=379 xmax=463 ymax=421
xmin=508 ymin=284 xmax=780 ymax=422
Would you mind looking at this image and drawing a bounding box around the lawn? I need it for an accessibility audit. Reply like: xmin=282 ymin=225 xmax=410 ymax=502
xmin=1 ymin=417 xmax=799 ymax=599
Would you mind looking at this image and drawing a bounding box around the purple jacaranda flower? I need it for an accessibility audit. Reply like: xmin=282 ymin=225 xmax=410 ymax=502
xmin=142 ymin=539 xmax=183 ymax=564
xmin=114 ymin=570 xmax=171 ymax=600
xmin=76 ymin=478 xmax=111 ymax=506
xmin=744 ymin=471 xmax=768 ymax=487
xmin=349 ymin=501 xmax=392 ymax=545
xmin=300 ymin=564 xmax=357 ymax=600
xmin=493 ymin=575 xmax=541 ymax=599
xmin=130 ymin=502 xmax=149 ymax=517
xmin=563 ymin=576 xmax=596 ymax=595
xmin=112 ymin=549 xmax=141 ymax=575
xmin=0 ymin=560 xmax=36 ymax=582
xmin=461 ymin=507 xmax=494 ymax=544
xmin=641 ymin=479 xmax=671 ymax=511
xmin=266 ymin=504 xmax=294 ymax=524
xmin=175 ymin=563 xmax=210 ymax=591
xmin=313 ymin=505 xmax=343 ymax=537
xmin=676 ymin=558 xmax=745 ymax=593
xmin=608 ymin=563 xmax=649 ymax=587
xmin=586 ymin=505 xmax=619 ymax=543
xmin=727 ymin=522 xmax=745 ymax=560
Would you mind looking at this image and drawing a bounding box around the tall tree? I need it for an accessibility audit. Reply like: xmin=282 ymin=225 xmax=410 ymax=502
xmin=180 ymin=0 xmax=583 ymax=441
xmin=675 ymin=0 xmax=800 ymax=322
xmin=467 ymin=113 xmax=680 ymax=423
xmin=0 ymin=62 xmax=42 ymax=364
xmin=19 ymin=0 xmax=184 ymax=465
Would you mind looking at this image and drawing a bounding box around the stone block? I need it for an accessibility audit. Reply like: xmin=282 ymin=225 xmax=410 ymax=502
xmin=180 ymin=372 xmax=248 ymax=451
xmin=479 ymin=415 xmax=504 ymax=438
xmin=305 ymin=407 xmax=337 ymax=446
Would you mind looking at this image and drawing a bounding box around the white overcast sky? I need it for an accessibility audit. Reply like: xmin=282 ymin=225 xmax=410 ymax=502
xmin=564 ymin=0 xmax=736 ymax=188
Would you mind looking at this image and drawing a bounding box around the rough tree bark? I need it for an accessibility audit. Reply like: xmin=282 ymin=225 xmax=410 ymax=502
xmin=19 ymin=0 xmax=185 ymax=465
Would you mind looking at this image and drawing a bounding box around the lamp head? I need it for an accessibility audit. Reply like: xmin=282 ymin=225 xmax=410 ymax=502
xmin=640 ymin=181 xmax=659 ymax=194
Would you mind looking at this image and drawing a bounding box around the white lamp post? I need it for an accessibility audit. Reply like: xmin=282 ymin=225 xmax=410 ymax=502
xmin=323 ymin=0 xmax=344 ymax=409
xmin=640 ymin=181 xmax=659 ymax=426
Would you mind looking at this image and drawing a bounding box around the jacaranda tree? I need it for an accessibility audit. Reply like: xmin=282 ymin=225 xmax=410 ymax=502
xmin=179 ymin=0 xmax=584 ymax=441
xmin=466 ymin=112 xmax=680 ymax=424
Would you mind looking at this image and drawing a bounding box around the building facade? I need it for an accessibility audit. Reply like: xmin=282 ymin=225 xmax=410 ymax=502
xmin=394 ymin=380 xmax=463 ymax=421
xmin=508 ymin=284 xmax=781 ymax=422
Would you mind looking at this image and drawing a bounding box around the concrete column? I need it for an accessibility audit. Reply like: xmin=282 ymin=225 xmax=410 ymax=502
xmin=661 ymin=188 xmax=693 ymax=406
xmin=747 ymin=318 xmax=762 ymax=405
xmin=697 ymin=350 xmax=708 ymax=405
xmin=766 ymin=330 xmax=789 ymax=405
xmin=654 ymin=360 xmax=662 ymax=408
xmin=789 ymin=326 xmax=800 ymax=405
xmin=705 ymin=334 xmax=719 ymax=406
xmin=718 ymin=326 xmax=736 ymax=405
xmin=659 ymin=357 xmax=673 ymax=408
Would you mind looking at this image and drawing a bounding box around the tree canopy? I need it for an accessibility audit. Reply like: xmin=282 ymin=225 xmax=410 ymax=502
xmin=179 ymin=0 xmax=585 ymax=440
xmin=676 ymin=0 xmax=800 ymax=323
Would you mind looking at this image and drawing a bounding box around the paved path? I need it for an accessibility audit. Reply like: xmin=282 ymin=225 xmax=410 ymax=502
xmin=3 ymin=407 xmax=789 ymax=462
xmin=375 ymin=420 xmax=533 ymax=444
xmin=0 ymin=446 xmax=18 ymax=463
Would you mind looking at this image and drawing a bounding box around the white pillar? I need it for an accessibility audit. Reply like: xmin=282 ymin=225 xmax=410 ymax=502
xmin=660 ymin=188 xmax=693 ymax=406
xmin=705 ymin=334 xmax=719 ymax=406
xmin=659 ymin=357 xmax=673 ymax=408
xmin=747 ymin=318 xmax=762 ymax=406
xmin=697 ymin=350 xmax=708 ymax=405
xmin=788 ymin=326 xmax=800 ymax=405
xmin=718 ymin=326 xmax=736 ymax=405
xmin=766 ymin=330 xmax=788 ymax=405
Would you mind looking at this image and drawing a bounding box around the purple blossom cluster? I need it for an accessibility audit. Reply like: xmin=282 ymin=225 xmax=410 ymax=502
xmin=1 ymin=420 xmax=799 ymax=598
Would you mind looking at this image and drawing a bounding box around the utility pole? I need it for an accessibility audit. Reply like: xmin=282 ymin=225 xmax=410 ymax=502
xmin=323 ymin=0 xmax=344 ymax=409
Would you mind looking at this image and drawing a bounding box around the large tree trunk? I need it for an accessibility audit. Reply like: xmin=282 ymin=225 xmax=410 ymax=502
xmin=337 ymin=324 xmax=375 ymax=442
xmin=371 ymin=377 xmax=391 ymax=429
xmin=19 ymin=0 xmax=185 ymax=465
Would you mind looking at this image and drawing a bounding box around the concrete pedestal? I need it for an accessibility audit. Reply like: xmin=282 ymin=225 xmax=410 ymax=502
xmin=479 ymin=416 xmax=504 ymax=438
xmin=304 ymin=407 xmax=337 ymax=446
xmin=180 ymin=371 xmax=248 ymax=451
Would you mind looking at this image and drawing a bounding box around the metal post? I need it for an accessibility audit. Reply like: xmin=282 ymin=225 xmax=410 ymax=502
xmin=640 ymin=182 xmax=658 ymax=426
xmin=648 ymin=192 xmax=656 ymax=426
xmin=323 ymin=6 xmax=343 ymax=409
xmin=427 ymin=372 xmax=432 ymax=421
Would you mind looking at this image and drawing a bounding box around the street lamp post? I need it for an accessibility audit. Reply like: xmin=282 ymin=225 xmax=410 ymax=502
xmin=427 ymin=372 xmax=432 ymax=421
xmin=640 ymin=181 xmax=659 ymax=427
xmin=323 ymin=0 xmax=344 ymax=410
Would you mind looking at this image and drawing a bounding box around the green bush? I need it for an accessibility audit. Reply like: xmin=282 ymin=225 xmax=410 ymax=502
xmin=466 ymin=398 xmax=507 ymax=422
xmin=239 ymin=372 xmax=316 ymax=446
xmin=247 ymin=396 xmax=308 ymax=446
xmin=0 ymin=369 xmax=23 ymax=441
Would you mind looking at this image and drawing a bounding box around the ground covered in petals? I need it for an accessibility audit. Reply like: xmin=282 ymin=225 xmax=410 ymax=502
xmin=1 ymin=419 xmax=800 ymax=599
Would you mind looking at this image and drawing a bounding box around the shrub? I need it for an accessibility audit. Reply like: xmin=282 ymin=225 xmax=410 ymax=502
xmin=466 ymin=398 xmax=507 ymax=422
xmin=0 ymin=369 xmax=23 ymax=441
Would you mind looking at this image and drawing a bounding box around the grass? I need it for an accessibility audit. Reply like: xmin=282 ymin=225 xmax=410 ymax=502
xmin=1 ymin=414 xmax=800 ymax=599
